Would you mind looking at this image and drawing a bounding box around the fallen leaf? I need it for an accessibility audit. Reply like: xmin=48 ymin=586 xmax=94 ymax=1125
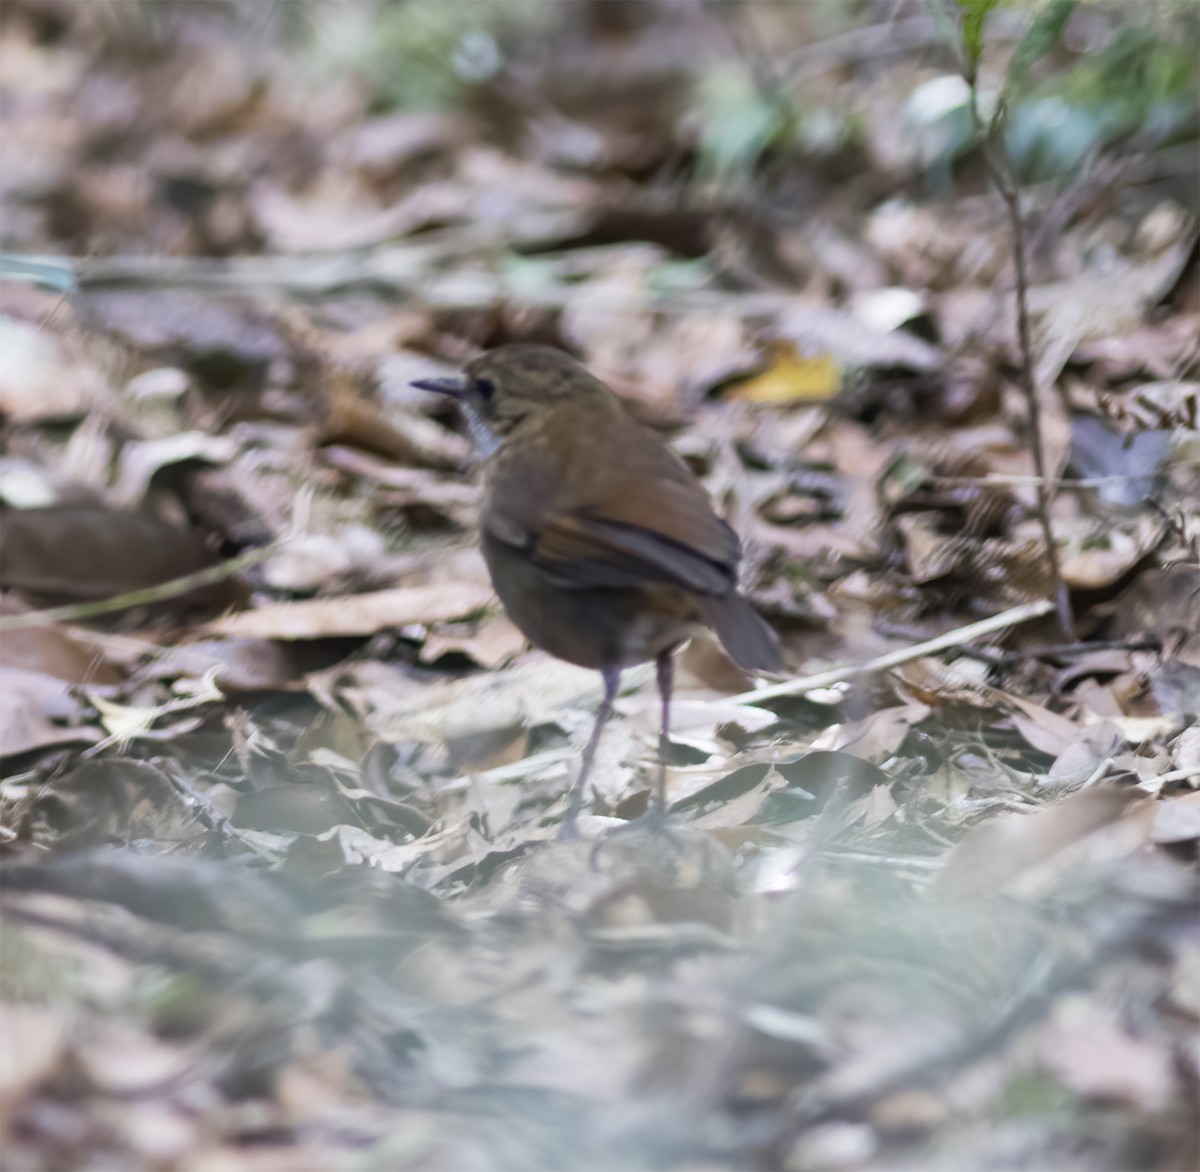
xmin=1151 ymin=792 xmax=1200 ymax=844
xmin=111 ymin=433 xmax=237 ymax=509
xmin=209 ymin=582 xmax=493 ymax=640
xmin=0 ymin=1007 xmax=67 ymax=1112
xmin=261 ymin=528 xmax=388 ymax=593
xmin=1 ymin=505 xmax=233 ymax=606
xmin=1006 ymin=693 xmax=1093 ymax=758
xmin=418 ymin=613 xmax=528 ymax=669
xmin=1068 ymin=415 xmax=1171 ymax=509
xmin=1040 ymin=1000 xmax=1174 ymax=1111
xmin=1172 ymin=726 xmax=1200 ymax=779
xmin=776 ymin=302 xmax=941 ymax=373
xmin=725 ymin=342 xmax=842 ymax=404
xmin=0 ymin=315 xmax=113 ymax=422
xmin=0 ymin=665 xmax=100 ymax=757
xmin=0 ymin=598 xmax=121 ymax=685
xmin=935 ymin=786 xmax=1142 ymax=897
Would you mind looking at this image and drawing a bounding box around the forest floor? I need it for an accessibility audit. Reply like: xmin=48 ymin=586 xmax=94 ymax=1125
xmin=1 ymin=3 xmax=1198 ymax=1170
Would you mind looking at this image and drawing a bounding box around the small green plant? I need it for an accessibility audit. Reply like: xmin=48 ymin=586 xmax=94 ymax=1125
xmin=927 ymin=1 xmax=1200 ymax=181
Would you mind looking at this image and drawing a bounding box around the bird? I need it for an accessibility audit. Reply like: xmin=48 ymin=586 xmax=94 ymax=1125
xmin=412 ymin=344 xmax=780 ymax=834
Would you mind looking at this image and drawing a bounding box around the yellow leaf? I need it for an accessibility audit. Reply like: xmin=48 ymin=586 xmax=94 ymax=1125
xmin=725 ymin=344 xmax=841 ymax=404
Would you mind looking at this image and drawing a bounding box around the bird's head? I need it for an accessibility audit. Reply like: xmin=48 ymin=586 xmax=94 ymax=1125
xmin=411 ymin=344 xmax=616 ymax=456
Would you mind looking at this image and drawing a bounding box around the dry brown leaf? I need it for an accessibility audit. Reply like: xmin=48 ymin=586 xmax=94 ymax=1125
xmin=111 ymin=433 xmax=237 ymax=509
xmin=343 ymin=655 xmax=622 ymax=748
xmin=79 ymin=289 xmax=288 ymax=375
xmin=418 ymin=613 xmax=527 ymax=669
xmin=0 ymin=1007 xmax=68 ymax=1119
xmin=1151 ymin=792 xmax=1200 ymax=844
xmin=1030 ymin=240 xmax=1195 ymax=392
xmin=1040 ymin=1000 xmax=1175 ymax=1111
xmin=1005 ymin=693 xmax=1091 ymax=758
xmin=934 ymin=786 xmax=1142 ymax=898
xmin=815 ymin=701 xmax=932 ymax=760
xmin=76 ymin=1023 xmax=194 ymax=1095
xmin=0 ymin=665 xmax=100 ymax=757
xmin=1 ymin=505 xmax=232 ymax=606
xmin=350 ymin=110 xmax=470 ymax=182
xmin=319 ymin=373 xmax=470 ymax=470
xmin=776 ymin=302 xmax=941 ymax=373
xmin=209 ymin=582 xmax=493 ymax=641
xmin=261 ymin=528 xmax=388 ymax=594
xmin=0 ymin=315 xmax=114 ymax=423
xmin=1172 ymin=726 xmax=1200 ymax=779
xmin=1056 ymin=514 xmax=1165 ymax=590
xmin=566 ymin=302 xmax=753 ymax=417
xmin=0 ymin=598 xmax=121 ymax=685
xmin=146 ymin=638 xmax=307 ymax=692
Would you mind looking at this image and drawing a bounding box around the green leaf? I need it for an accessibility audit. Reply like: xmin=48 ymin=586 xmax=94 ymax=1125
xmin=1005 ymin=0 xmax=1079 ymax=97
xmin=957 ymin=0 xmax=1001 ymax=68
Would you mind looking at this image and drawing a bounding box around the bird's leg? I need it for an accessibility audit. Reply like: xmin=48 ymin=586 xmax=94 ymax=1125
xmin=559 ymin=665 xmax=620 ymax=839
xmin=654 ymin=648 xmax=675 ymax=820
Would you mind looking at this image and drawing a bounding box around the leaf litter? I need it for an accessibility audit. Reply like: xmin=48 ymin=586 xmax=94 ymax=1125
xmin=1 ymin=3 xmax=1198 ymax=1170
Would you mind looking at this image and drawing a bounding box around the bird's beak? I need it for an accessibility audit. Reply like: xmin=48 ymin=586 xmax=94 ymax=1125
xmin=410 ymin=374 xmax=467 ymax=397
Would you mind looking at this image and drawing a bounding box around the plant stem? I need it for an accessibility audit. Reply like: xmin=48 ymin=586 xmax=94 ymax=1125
xmin=992 ymin=157 xmax=1075 ymax=639
xmin=961 ymin=78 xmax=1075 ymax=639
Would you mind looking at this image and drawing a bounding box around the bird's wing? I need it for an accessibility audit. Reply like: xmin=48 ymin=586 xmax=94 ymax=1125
xmin=483 ymin=423 xmax=739 ymax=596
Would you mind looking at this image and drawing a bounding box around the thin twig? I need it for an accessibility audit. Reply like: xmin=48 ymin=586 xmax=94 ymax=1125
xmin=1146 ymin=766 xmax=1200 ymax=786
xmin=952 ymin=12 xmax=1075 ymax=640
xmin=992 ymin=163 xmax=1074 ymax=637
xmin=734 ymin=599 xmax=1054 ymax=705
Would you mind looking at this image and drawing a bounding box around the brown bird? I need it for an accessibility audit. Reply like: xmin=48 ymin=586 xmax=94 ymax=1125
xmin=413 ymin=345 xmax=780 ymax=833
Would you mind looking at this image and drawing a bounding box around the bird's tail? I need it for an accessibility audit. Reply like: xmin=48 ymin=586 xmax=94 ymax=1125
xmin=700 ymin=592 xmax=782 ymax=672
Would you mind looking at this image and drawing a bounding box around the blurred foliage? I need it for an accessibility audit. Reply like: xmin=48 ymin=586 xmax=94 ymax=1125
xmin=692 ymin=67 xmax=791 ymax=184
xmin=913 ymin=0 xmax=1199 ymax=183
xmin=1002 ymin=0 xmax=1077 ymax=98
xmin=1010 ymin=14 xmax=1200 ymax=179
xmin=998 ymin=1070 xmax=1082 ymax=1121
xmin=958 ymin=0 xmax=1003 ymax=69
xmin=276 ymin=0 xmax=1195 ymax=191
xmin=295 ymin=0 xmax=545 ymax=113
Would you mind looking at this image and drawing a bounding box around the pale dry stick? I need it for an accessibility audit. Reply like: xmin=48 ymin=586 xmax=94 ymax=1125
xmin=1077 ymin=756 xmax=1116 ymax=790
xmin=1149 ymin=766 xmax=1200 ymax=787
xmin=733 ymin=598 xmax=1054 ymax=706
xmin=932 ymin=471 xmax=1200 ymax=490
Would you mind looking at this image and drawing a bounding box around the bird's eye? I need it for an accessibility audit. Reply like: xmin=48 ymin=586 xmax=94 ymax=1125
xmin=475 ymin=377 xmax=496 ymax=401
